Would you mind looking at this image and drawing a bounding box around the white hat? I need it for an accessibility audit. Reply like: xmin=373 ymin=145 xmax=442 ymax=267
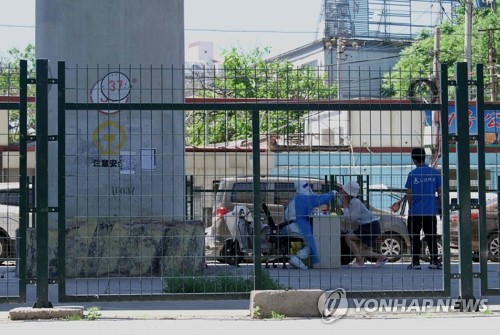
xmin=294 ymin=181 xmax=313 ymax=195
xmin=343 ymin=181 xmax=360 ymax=197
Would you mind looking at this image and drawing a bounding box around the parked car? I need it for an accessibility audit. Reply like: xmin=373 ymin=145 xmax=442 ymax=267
xmin=369 ymin=185 xmax=442 ymax=263
xmin=365 ymin=189 xmax=411 ymax=263
xmin=0 ymin=182 xmax=33 ymax=260
xmin=368 ymin=206 xmax=411 ymax=263
xmin=206 ymin=176 xmax=411 ymax=263
xmin=387 ymin=189 xmax=499 ymax=262
xmin=450 ymin=193 xmax=499 ymax=262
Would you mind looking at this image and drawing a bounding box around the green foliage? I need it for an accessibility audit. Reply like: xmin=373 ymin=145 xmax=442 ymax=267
xmin=382 ymin=8 xmax=500 ymax=100
xmin=65 ymin=314 xmax=83 ymax=321
xmin=252 ymin=305 xmax=262 ymax=319
xmin=0 ymin=44 xmax=37 ymax=141
xmin=85 ymin=306 xmax=102 ymax=320
xmin=0 ymin=44 xmax=36 ymax=95
xmin=163 ymin=272 xmax=288 ymax=293
xmin=186 ymin=47 xmax=336 ymax=146
xmin=270 ymin=311 xmax=286 ymax=319
xmin=252 ymin=305 xmax=286 ymax=319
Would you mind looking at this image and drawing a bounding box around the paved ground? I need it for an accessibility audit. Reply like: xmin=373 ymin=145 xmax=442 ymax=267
xmin=1 ymin=315 xmax=499 ymax=335
xmin=0 ymin=299 xmax=500 ymax=335
xmin=1 ymin=258 xmax=500 ymax=331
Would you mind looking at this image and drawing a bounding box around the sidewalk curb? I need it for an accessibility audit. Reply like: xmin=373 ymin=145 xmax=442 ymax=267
xmin=9 ymin=306 xmax=84 ymax=320
xmin=250 ymin=289 xmax=500 ymax=319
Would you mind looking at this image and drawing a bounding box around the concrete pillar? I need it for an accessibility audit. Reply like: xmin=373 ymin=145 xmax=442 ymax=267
xmin=36 ymin=0 xmax=185 ymax=221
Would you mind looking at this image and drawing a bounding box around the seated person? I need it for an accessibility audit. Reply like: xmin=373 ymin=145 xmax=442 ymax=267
xmin=339 ymin=181 xmax=388 ymax=268
xmin=283 ymin=181 xmax=337 ymax=269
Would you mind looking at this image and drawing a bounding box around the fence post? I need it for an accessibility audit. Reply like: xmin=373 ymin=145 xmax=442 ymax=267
xmin=57 ymin=61 xmax=66 ymax=300
xmin=18 ymin=59 xmax=29 ymax=302
xmin=454 ymin=62 xmax=474 ymax=308
xmin=475 ymin=64 xmax=489 ymax=294
xmin=252 ymin=109 xmax=263 ymax=289
xmin=440 ymin=63 xmax=451 ymax=296
xmin=33 ymin=59 xmax=52 ymax=308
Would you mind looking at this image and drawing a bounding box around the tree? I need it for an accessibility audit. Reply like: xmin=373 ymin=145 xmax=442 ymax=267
xmin=185 ymin=47 xmax=337 ymax=146
xmin=0 ymin=44 xmax=36 ymax=141
xmin=382 ymin=7 xmax=500 ymax=101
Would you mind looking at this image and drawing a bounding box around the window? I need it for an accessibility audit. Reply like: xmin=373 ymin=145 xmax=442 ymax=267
xmin=0 ymin=189 xmax=20 ymax=206
xmin=274 ymin=182 xmax=295 ymax=206
xmin=230 ymin=183 xmax=268 ymax=203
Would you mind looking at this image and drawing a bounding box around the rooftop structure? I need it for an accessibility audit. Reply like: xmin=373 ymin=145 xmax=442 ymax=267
xmin=321 ymin=0 xmax=460 ymax=41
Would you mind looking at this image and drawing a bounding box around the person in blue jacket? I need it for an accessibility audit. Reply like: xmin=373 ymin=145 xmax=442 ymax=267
xmin=283 ymin=180 xmax=336 ymax=269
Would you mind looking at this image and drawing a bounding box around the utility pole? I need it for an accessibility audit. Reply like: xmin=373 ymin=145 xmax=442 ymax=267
xmin=337 ymin=39 xmax=346 ymax=100
xmin=431 ymin=26 xmax=441 ymax=168
xmin=432 ymin=26 xmax=441 ymax=89
xmin=478 ymin=27 xmax=499 ymax=101
xmin=464 ymin=0 xmax=473 ymax=77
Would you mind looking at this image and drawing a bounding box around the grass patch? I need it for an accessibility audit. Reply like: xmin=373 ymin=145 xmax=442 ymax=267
xmin=253 ymin=305 xmax=262 ymax=319
xmin=85 ymin=306 xmax=102 ymax=320
xmin=164 ymin=272 xmax=287 ymax=293
xmin=270 ymin=311 xmax=286 ymax=319
xmin=65 ymin=314 xmax=83 ymax=321
xmin=252 ymin=306 xmax=286 ymax=319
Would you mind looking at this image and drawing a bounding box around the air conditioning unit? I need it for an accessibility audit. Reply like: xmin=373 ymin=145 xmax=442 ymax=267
xmin=318 ymin=127 xmax=350 ymax=146
xmin=320 ymin=128 xmax=335 ymax=146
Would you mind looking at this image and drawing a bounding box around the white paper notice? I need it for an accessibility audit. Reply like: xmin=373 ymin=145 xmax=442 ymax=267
xmin=141 ymin=148 xmax=156 ymax=171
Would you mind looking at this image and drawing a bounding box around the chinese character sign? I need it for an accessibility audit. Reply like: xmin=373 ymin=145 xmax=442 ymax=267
xmin=426 ymin=106 xmax=500 ymax=135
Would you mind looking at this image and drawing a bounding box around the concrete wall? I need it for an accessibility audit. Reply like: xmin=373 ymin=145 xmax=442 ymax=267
xmin=24 ymin=219 xmax=205 ymax=278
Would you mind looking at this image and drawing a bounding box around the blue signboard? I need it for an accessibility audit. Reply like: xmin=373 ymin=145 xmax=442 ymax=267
xmin=425 ymin=106 xmax=500 ymax=134
xmin=474 ymin=0 xmax=496 ymax=8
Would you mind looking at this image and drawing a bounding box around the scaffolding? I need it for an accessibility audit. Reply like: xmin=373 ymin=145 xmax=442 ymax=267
xmin=323 ymin=0 xmax=460 ymax=40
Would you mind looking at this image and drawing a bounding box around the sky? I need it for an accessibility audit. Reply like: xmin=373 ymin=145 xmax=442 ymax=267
xmin=0 ymin=0 xmax=323 ymax=59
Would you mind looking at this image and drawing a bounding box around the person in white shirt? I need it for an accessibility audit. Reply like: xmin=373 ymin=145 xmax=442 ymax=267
xmin=340 ymin=181 xmax=388 ymax=268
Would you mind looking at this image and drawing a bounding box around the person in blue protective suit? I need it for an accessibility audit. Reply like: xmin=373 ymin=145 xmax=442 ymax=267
xmin=283 ymin=181 xmax=337 ymax=269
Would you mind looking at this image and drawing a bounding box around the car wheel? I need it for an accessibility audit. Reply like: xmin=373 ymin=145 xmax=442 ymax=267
xmin=220 ymin=239 xmax=242 ymax=266
xmin=378 ymin=234 xmax=403 ymax=262
xmin=0 ymin=237 xmax=8 ymax=259
xmin=420 ymin=237 xmax=443 ymax=263
xmin=487 ymin=233 xmax=500 ymax=262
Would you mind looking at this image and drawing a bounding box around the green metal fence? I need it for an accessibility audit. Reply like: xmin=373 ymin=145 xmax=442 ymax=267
xmin=2 ymin=59 xmax=500 ymax=306
xmin=54 ymin=60 xmax=450 ymax=302
xmin=0 ymin=60 xmax=29 ymax=303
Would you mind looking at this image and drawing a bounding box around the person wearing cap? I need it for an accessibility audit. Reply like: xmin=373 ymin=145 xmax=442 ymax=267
xmin=405 ymin=147 xmax=442 ymax=270
xmin=341 ymin=180 xmax=388 ymax=268
xmin=283 ymin=181 xmax=337 ymax=269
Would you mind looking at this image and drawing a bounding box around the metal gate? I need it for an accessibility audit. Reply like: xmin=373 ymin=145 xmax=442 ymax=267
xmin=0 ymin=60 xmax=29 ymax=303
xmin=3 ymin=59 xmax=500 ymax=307
xmin=56 ymin=60 xmax=453 ymax=302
